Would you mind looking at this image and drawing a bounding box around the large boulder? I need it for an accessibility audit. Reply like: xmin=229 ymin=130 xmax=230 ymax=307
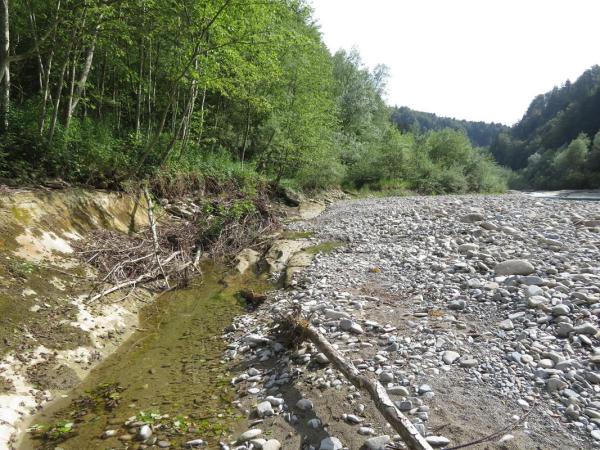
xmin=285 ymin=251 xmax=315 ymax=285
xmin=265 ymin=239 xmax=307 ymax=273
xmin=278 ymin=186 xmax=304 ymax=207
xmin=494 ymin=259 xmax=535 ymax=276
xmin=234 ymin=248 xmax=261 ymax=274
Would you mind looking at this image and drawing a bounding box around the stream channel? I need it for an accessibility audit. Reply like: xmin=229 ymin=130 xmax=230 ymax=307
xmin=20 ymin=263 xmax=270 ymax=450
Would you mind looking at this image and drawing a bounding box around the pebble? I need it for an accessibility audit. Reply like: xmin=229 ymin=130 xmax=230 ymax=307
xmin=387 ymin=386 xmax=410 ymax=396
xmin=552 ymin=304 xmax=570 ymax=316
xmin=137 ymin=424 xmax=152 ymax=441
xmin=494 ymin=259 xmax=535 ymax=276
xmin=442 ymin=351 xmax=460 ymax=364
xmin=459 ymin=358 xmax=478 ymax=368
xmin=497 ymin=434 xmax=514 ymax=444
xmin=223 ymin=194 xmax=600 ymax=449
xmin=237 ymin=429 xmax=262 ymax=442
xmin=256 ymin=401 xmax=274 ymax=417
xmin=499 ymin=319 xmax=514 ymax=330
xmin=363 ymin=435 xmax=391 ymax=449
xmin=262 ymin=439 xmax=282 ymax=450
xmin=315 ymin=353 xmax=330 ymax=364
xmin=379 ymin=371 xmax=394 ymax=382
xmin=418 ymin=384 xmax=433 ymax=394
xmin=296 ymin=398 xmax=314 ymax=411
xmin=319 ymin=437 xmax=343 ymax=450
xmin=426 ymin=436 xmax=451 ymax=447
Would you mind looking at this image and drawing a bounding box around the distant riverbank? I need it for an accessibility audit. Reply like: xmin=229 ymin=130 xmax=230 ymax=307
xmin=525 ymin=189 xmax=600 ymax=201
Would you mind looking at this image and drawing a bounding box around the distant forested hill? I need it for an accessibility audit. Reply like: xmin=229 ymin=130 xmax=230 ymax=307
xmin=490 ymin=65 xmax=600 ymax=188
xmin=391 ymin=107 xmax=508 ymax=147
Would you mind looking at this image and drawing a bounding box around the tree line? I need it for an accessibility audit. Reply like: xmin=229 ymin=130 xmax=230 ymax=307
xmin=392 ymin=106 xmax=507 ymax=148
xmin=0 ymin=0 xmax=506 ymax=195
xmin=491 ymin=65 xmax=600 ymax=189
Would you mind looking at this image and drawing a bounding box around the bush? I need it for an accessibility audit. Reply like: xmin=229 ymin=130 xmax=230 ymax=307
xmin=295 ymin=157 xmax=346 ymax=191
xmin=340 ymin=128 xmax=507 ymax=195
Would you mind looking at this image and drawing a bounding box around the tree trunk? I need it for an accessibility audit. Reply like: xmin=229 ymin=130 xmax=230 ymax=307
xmin=240 ymin=101 xmax=251 ymax=169
xmin=195 ymin=85 xmax=207 ymax=146
xmin=48 ymin=47 xmax=71 ymax=145
xmin=65 ymin=22 xmax=100 ymax=130
xmin=97 ymin=49 xmax=107 ymax=119
xmin=134 ymin=94 xmax=174 ymax=175
xmin=63 ymin=53 xmax=77 ymax=130
xmin=0 ymin=0 xmax=10 ymax=132
xmin=25 ymin=2 xmax=44 ymax=93
xmin=135 ymin=39 xmax=144 ymax=137
xmin=179 ymin=59 xmax=199 ymax=153
xmin=161 ymin=90 xmax=195 ymax=167
xmin=38 ymin=48 xmax=53 ymax=136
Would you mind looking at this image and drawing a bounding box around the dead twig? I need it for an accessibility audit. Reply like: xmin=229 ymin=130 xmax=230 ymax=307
xmin=444 ymin=405 xmax=536 ymax=450
xmin=144 ymin=185 xmax=170 ymax=289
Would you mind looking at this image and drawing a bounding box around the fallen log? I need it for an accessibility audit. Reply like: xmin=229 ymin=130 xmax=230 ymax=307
xmin=281 ymin=315 xmax=433 ymax=450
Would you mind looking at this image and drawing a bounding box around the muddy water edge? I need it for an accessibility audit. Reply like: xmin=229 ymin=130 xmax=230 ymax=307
xmin=19 ymin=263 xmax=271 ymax=450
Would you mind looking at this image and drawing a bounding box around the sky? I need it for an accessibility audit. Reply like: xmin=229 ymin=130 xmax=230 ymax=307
xmin=310 ymin=0 xmax=600 ymax=125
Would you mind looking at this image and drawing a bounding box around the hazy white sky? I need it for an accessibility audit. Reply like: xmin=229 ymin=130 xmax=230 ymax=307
xmin=310 ymin=0 xmax=600 ymax=125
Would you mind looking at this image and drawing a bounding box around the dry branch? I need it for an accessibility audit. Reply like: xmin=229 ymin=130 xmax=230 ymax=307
xmin=144 ymin=186 xmax=170 ymax=288
xmin=86 ymin=256 xmax=191 ymax=304
xmin=279 ymin=313 xmax=433 ymax=450
xmin=76 ymin=187 xmax=277 ymax=303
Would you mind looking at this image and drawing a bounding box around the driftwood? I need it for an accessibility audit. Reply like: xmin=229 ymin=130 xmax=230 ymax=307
xmin=280 ymin=314 xmax=433 ymax=450
xmin=86 ymin=251 xmax=187 ymax=303
xmin=239 ymin=290 xmax=267 ymax=306
xmin=144 ymin=186 xmax=170 ymax=289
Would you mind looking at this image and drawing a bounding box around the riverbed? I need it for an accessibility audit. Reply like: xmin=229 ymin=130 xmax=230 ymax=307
xmin=20 ymin=265 xmax=269 ymax=450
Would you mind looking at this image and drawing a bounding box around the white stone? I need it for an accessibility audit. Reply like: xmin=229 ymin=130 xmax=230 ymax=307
xmin=319 ymin=437 xmax=343 ymax=450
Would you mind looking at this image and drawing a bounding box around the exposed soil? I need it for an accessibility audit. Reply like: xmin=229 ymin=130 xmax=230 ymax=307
xmin=26 ymin=358 xmax=81 ymax=391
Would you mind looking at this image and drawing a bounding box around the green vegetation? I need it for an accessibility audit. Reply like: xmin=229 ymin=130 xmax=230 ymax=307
xmin=6 ymin=257 xmax=37 ymax=278
xmin=280 ymin=230 xmax=314 ymax=239
xmin=305 ymin=241 xmax=344 ymax=255
xmin=0 ymin=0 xmax=506 ymax=195
xmin=491 ymin=66 xmax=600 ymax=189
xmin=27 ymin=419 xmax=75 ymax=442
xmin=392 ymin=107 xmax=508 ymax=148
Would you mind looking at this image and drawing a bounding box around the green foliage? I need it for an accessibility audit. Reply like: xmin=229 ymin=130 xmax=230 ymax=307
xmin=136 ymin=410 xmax=162 ymax=425
xmin=27 ymin=419 xmax=75 ymax=442
xmin=293 ymin=154 xmax=346 ymax=191
xmin=491 ymin=65 xmax=600 ymax=189
xmin=197 ymin=197 xmax=261 ymax=250
xmin=344 ymin=127 xmax=507 ymax=194
xmin=1 ymin=0 xmax=508 ymax=196
xmin=305 ymin=241 xmax=344 ymax=255
xmin=7 ymin=258 xmax=37 ymax=279
xmin=392 ymin=106 xmax=508 ymax=147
